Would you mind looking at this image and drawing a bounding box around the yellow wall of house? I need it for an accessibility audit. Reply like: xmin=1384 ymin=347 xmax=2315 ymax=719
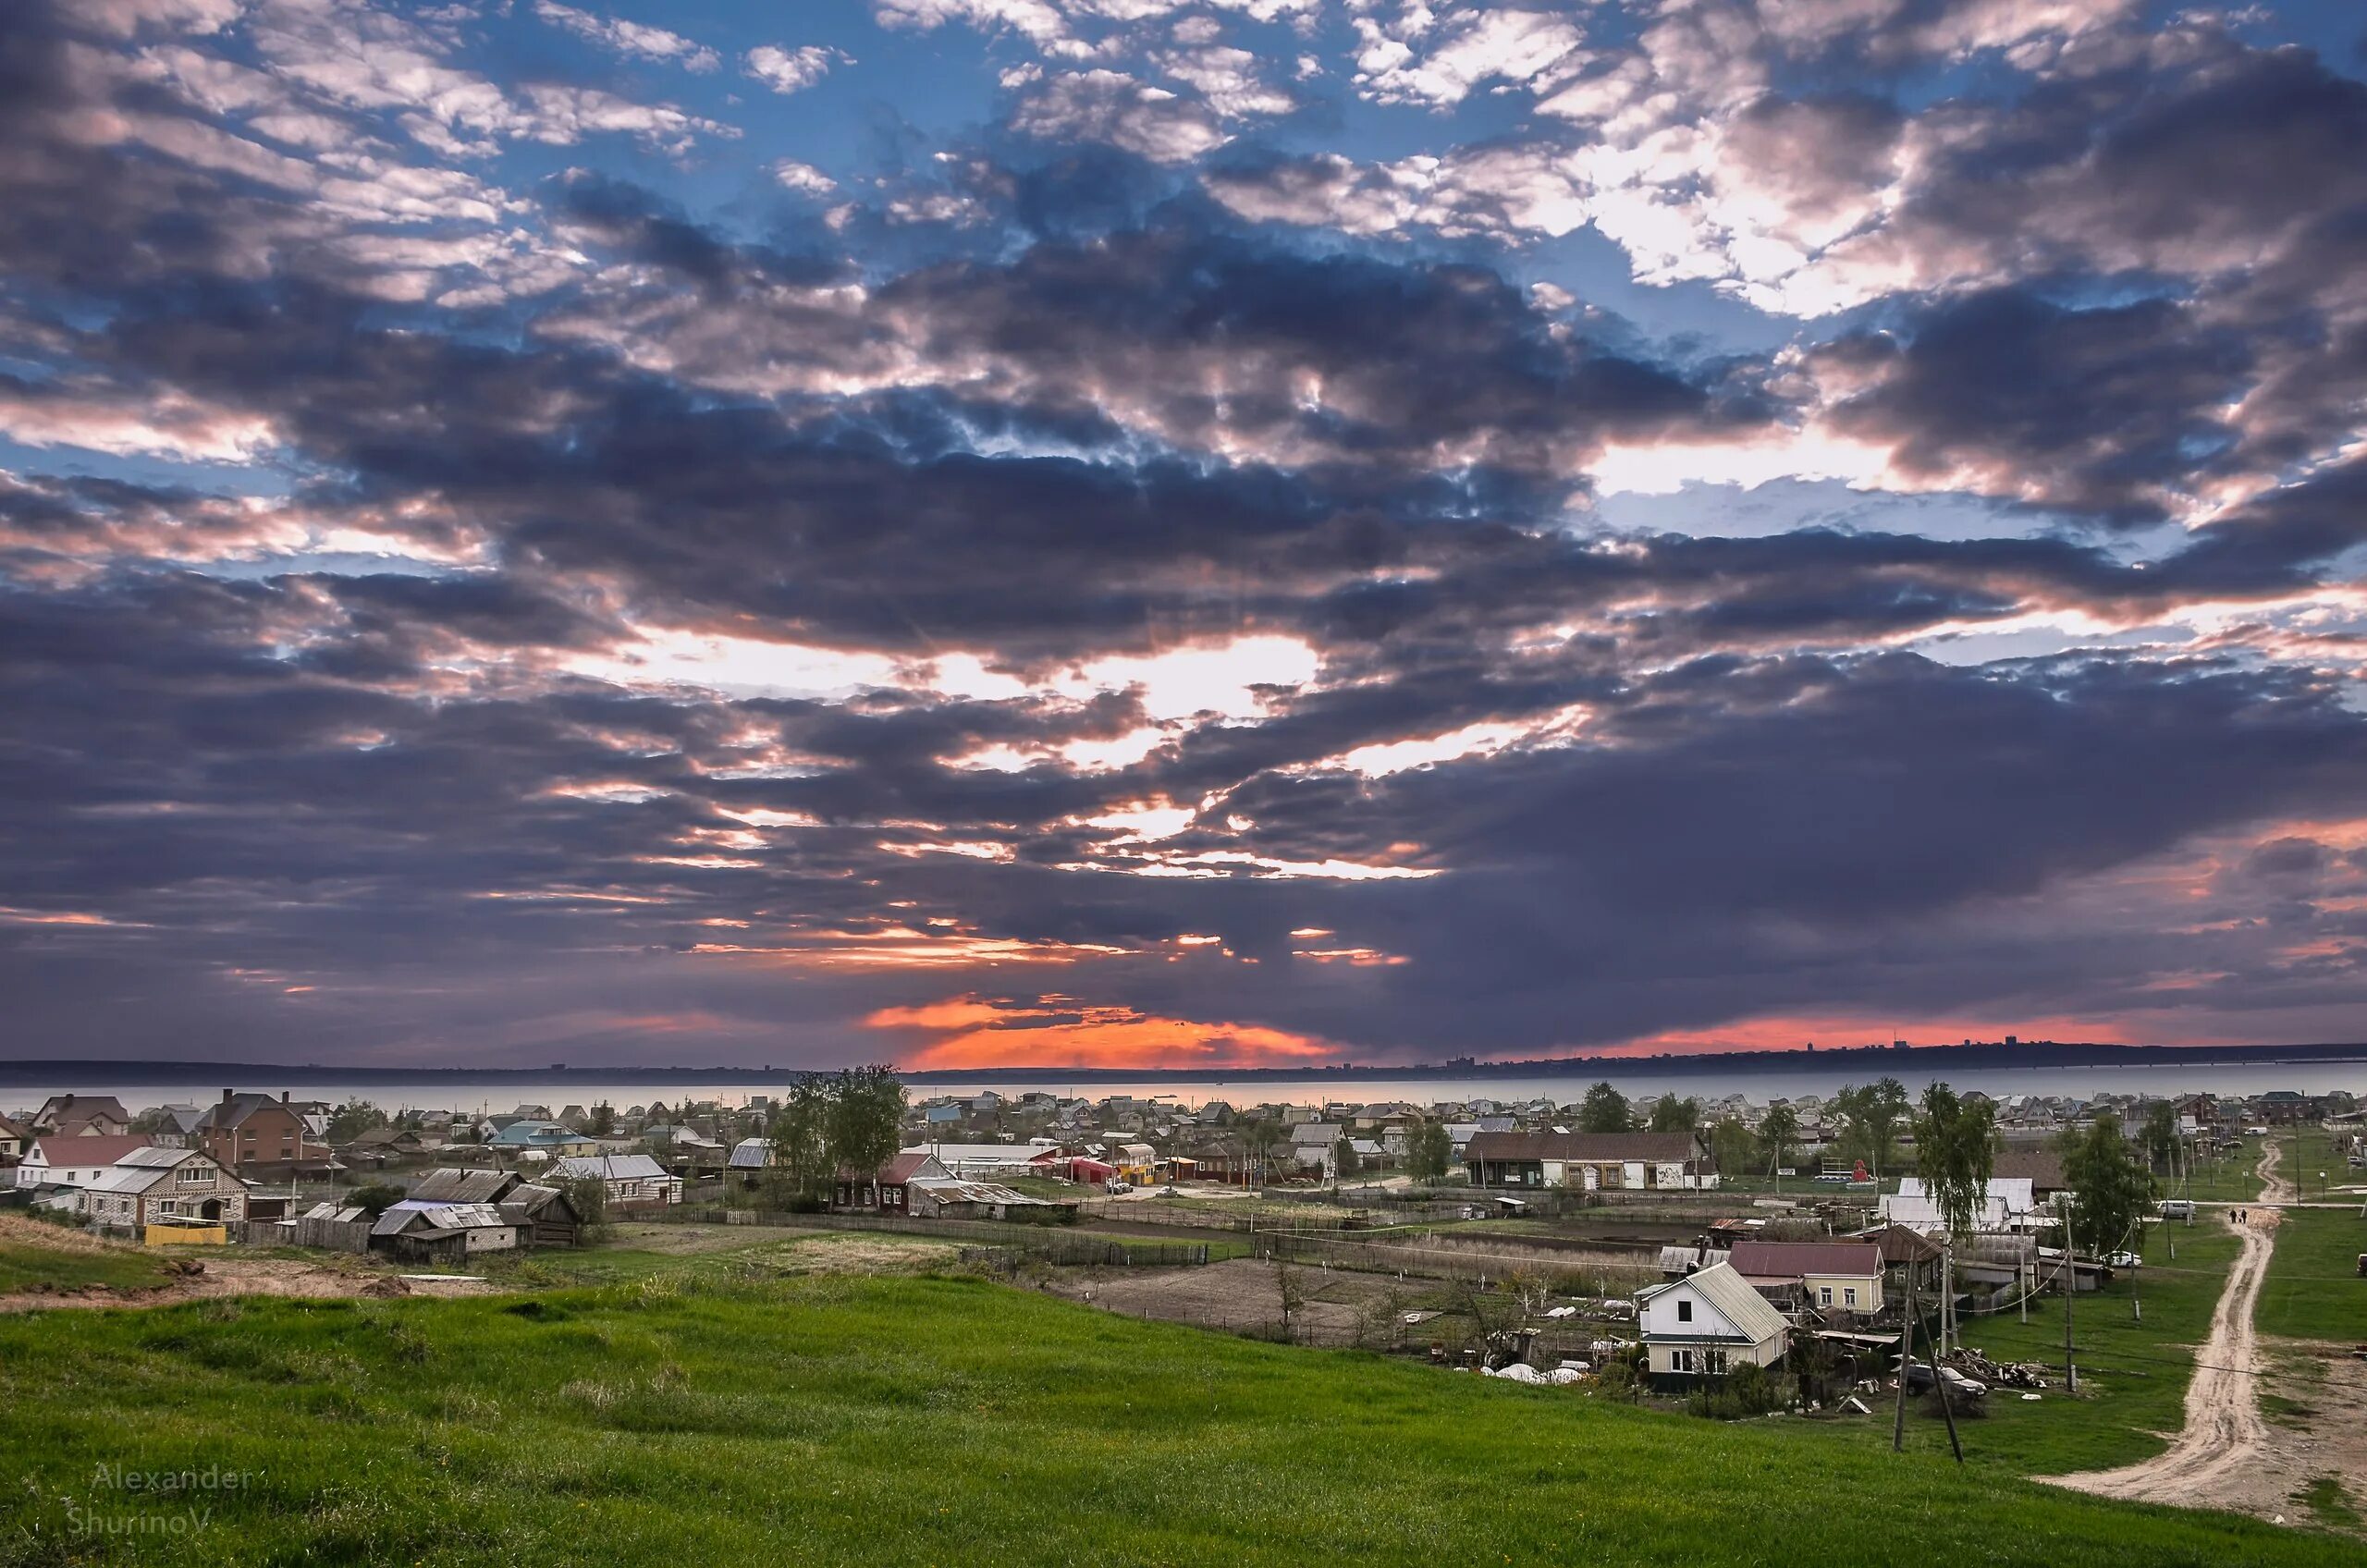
xmin=1803 ymin=1273 xmax=1883 ymax=1312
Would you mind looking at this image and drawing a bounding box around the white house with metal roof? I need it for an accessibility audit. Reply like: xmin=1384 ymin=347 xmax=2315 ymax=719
xmin=83 ymin=1145 xmax=249 ymax=1231
xmin=1634 ymin=1261 xmax=1790 ymax=1386
xmin=1880 ymin=1176 xmax=2038 ymax=1231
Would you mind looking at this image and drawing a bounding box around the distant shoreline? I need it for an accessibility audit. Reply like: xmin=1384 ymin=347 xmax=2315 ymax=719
xmin=6 ymin=1038 xmax=2364 ymax=1086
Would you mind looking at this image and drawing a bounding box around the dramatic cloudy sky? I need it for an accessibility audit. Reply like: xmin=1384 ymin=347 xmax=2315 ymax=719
xmin=5 ymin=0 xmax=2367 ymax=1071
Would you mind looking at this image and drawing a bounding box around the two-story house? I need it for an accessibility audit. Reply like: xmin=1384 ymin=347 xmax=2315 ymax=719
xmin=193 ymin=1091 xmax=338 ymax=1181
xmin=83 ymin=1146 xmax=250 ymax=1231
xmin=14 ymin=1134 xmax=157 ymax=1207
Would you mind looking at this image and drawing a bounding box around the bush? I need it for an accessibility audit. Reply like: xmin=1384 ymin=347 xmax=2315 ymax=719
xmin=345 ymin=1182 xmax=407 ymax=1216
xmin=1687 ymin=1361 xmax=1784 ymax=1420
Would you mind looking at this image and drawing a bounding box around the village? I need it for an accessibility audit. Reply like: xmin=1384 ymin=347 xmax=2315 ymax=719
xmin=5 ymin=1084 xmax=2358 ymax=1369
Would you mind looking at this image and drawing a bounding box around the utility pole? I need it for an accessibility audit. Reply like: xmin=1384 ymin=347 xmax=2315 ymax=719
xmin=2064 ymin=1194 xmax=2078 ymax=1396
xmin=1893 ymin=1265 xmax=1916 ymax=1452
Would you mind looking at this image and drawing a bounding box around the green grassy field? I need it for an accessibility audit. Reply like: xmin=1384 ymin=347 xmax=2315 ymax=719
xmin=2165 ymin=1137 xmax=2265 ymax=1202
xmin=2256 ymin=1206 xmax=2367 ymax=1341
xmin=0 ymin=1270 xmax=2356 ymax=1568
xmin=2275 ymin=1130 xmax=2357 ymax=1204
xmin=1773 ymin=1219 xmax=2244 ymax=1476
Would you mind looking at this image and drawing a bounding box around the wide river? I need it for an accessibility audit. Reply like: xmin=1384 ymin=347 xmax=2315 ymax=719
xmin=9 ymin=1059 xmax=2362 ymax=1117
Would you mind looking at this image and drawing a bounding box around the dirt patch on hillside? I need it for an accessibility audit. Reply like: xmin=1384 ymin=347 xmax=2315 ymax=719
xmin=1049 ymin=1256 xmax=1437 ymax=1347
xmin=0 ymin=1213 xmax=495 ymax=1312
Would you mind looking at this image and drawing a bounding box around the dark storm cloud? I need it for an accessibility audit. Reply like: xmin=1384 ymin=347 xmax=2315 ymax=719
xmin=1819 ymin=288 xmax=2252 ymax=525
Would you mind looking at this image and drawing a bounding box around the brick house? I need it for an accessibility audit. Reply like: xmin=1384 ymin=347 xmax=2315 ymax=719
xmin=193 ymin=1091 xmax=338 ymax=1181
xmin=83 ymin=1146 xmax=250 ymax=1231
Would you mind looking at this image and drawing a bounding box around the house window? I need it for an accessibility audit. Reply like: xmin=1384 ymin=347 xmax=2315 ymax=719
xmin=1707 ymin=1350 xmax=1728 ymax=1375
xmin=1819 ymin=1286 xmax=1834 ymax=1306
xmin=1676 ymin=1299 xmax=1692 ymax=1323
xmin=1844 ymin=1288 xmax=1858 ymax=1308
xmin=1671 ymin=1348 xmax=1693 ymax=1372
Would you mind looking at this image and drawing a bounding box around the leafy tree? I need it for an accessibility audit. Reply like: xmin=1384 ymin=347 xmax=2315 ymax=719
xmin=1912 ymin=1083 xmax=1997 ymax=1236
xmin=1649 ymin=1096 xmax=1700 ymax=1135
xmin=2060 ymin=1112 xmax=2154 ymax=1256
xmin=345 ymin=1182 xmax=406 ymax=1216
xmin=1579 ymin=1082 xmax=1634 ymax=1133
xmin=1335 ymin=1140 xmax=1361 ymax=1181
xmin=1409 ymin=1121 xmax=1453 ymax=1183
xmin=769 ymin=1078 xmax=830 ymax=1198
xmin=1758 ymin=1104 xmax=1802 ymax=1173
xmin=325 ymin=1099 xmax=387 ymax=1144
xmin=824 ymin=1065 xmax=906 ymax=1186
xmin=1709 ymin=1117 xmax=1756 ymax=1179
xmin=550 ymin=1171 xmax=607 ymax=1231
xmin=2138 ymin=1101 xmax=2181 ymax=1173
xmin=1832 ymin=1078 xmax=1910 ymax=1179
xmin=587 ymin=1102 xmax=617 ymax=1137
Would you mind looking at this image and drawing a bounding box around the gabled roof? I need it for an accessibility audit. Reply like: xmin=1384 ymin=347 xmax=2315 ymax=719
xmin=31 ymin=1094 xmax=129 ymax=1128
xmin=1989 ymin=1148 xmax=2067 ymax=1190
xmin=1728 ymin=1241 xmax=1883 ymax=1279
xmin=29 ymin=1134 xmax=154 ymax=1168
xmin=86 ymin=1149 xmax=209 ymax=1194
xmin=555 ymin=1153 xmax=669 ymax=1182
xmin=373 ymin=1200 xmax=509 ymax=1237
xmin=410 ymin=1168 xmax=520 ymax=1205
xmin=1638 ymin=1261 xmax=1789 ymax=1343
xmin=195 ymin=1093 xmax=297 ymax=1132
xmin=1859 ymin=1223 xmax=1946 ymax=1264
xmin=115 ymin=1144 xmax=212 ymax=1170
xmin=498 ymin=1183 xmax=578 ymax=1224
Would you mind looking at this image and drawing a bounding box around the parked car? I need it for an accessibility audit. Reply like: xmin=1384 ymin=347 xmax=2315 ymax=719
xmin=1904 ymin=1363 xmax=1988 ymax=1398
xmin=2159 ymin=1199 xmax=2196 ymax=1221
xmin=2106 ymin=1250 xmax=2141 ymax=1269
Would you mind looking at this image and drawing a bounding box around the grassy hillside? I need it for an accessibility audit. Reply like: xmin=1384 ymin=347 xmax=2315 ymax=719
xmin=0 ymin=1274 xmax=2354 ymax=1567
xmin=0 ymin=1235 xmax=176 ymax=1296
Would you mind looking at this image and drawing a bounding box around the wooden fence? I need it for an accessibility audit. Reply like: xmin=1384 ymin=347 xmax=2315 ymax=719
xmin=232 ymin=1216 xmax=372 ymax=1253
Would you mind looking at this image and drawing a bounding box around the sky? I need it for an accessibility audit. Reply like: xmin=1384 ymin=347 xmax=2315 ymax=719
xmin=5 ymin=0 xmax=2367 ymax=1072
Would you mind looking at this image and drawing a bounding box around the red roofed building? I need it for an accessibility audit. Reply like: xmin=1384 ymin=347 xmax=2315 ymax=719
xmin=1727 ymin=1240 xmax=1887 ymax=1316
xmin=13 ymin=1133 xmax=157 ymax=1200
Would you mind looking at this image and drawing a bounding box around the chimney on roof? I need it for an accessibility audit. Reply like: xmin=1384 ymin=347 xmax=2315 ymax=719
xmin=222 ymin=1089 xmax=233 ymax=1105
xmin=280 ymin=1091 xmax=289 ymax=1104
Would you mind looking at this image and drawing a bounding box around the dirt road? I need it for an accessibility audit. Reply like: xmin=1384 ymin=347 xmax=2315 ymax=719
xmin=2048 ymin=1145 xmax=2281 ymax=1513
xmin=2257 ymin=1135 xmax=2298 ymax=1203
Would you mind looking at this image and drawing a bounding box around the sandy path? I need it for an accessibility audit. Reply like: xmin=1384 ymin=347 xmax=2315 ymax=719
xmin=2047 ymin=1145 xmax=2281 ymax=1512
xmin=2257 ymin=1136 xmax=2297 ymax=1204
